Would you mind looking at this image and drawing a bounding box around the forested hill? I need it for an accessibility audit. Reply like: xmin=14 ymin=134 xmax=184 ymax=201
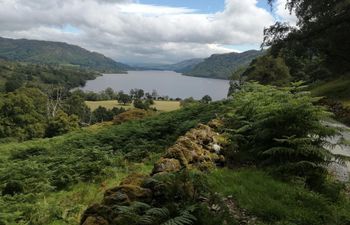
xmin=133 ymin=58 xmax=204 ymax=72
xmin=166 ymin=58 xmax=204 ymax=73
xmin=184 ymin=50 xmax=264 ymax=79
xmin=0 ymin=37 xmax=130 ymax=73
xmin=0 ymin=59 xmax=99 ymax=92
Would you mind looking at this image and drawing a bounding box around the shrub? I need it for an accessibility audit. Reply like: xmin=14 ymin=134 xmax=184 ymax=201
xmin=225 ymin=83 xmax=335 ymax=189
xmin=2 ymin=181 xmax=24 ymax=196
xmin=45 ymin=111 xmax=79 ymax=137
xmin=113 ymin=109 xmax=154 ymax=124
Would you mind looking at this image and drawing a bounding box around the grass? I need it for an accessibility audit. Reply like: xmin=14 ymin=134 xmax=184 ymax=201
xmin=0 ymin=102 xmax=225 ymax=225
xmin=85 ymin=100 xmax=181 ymax=112
xmin=310 ymin=75 xmax=350 ymax=105
xmin=85 ymin=100 xmax=133 ymax=110
xmin=207 ymin=168 xmax=350 ymax=225
xmin=344 ymin=100 xmax=350 ymax=107
xmin=1 ymin=163 xmax=153 ymax=225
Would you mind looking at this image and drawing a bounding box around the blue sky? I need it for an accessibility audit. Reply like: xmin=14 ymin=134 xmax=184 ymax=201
xmin=139 ymin=0 xmax=271 ymax=13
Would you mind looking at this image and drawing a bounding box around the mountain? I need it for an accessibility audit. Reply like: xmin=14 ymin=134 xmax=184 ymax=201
xmin=167 ymin=58 xmax=204 ymax=73
xmin=184 ymin=50 xmax=265 ymax=79
xmin=0 ymin=37 xmax=130 ymax=73
xmin=132 ymin=58 xmax=203 ymax=72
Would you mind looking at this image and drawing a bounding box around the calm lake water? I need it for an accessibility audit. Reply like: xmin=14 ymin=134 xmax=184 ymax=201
xmin=81 ymin=70 xmax=230 ymax=100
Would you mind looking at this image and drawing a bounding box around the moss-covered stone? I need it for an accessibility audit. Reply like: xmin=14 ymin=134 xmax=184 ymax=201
xmin=152 ymin=158 xmax=181 ymax=174
xmin=208 ymin=119 xmax=224 ymax=129
xmin=82 ymin=216 xmax=109 ymax=225
xmin=120 ymin=173 xmax=149 ymax=186
xmin=115 ymin=185 xmax=152 ymax=202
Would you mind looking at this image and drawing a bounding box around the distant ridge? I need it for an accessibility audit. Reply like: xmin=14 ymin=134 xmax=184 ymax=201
xmin=0 ymin=37 xmax=130 ymax=73
xmin=184 ymin=50 xmax=265 ymax=79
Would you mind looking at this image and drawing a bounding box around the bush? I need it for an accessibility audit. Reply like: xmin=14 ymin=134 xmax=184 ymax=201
xmin=225 ymin=83 xmax=335 ymax=189
xmin=45 ymin=111 xmax=79 ymax=137
xmin=2 ymin=181 xmax=24 ymax=196
xmin=113 ymin=109 xmax=154 ymax=124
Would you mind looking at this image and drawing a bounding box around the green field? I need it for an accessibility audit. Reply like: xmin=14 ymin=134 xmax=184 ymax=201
xmin=85 ymin=100 xmax=181 ymax=112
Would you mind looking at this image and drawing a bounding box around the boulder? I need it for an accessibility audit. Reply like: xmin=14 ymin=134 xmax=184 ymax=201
xmin=152 ymin=158 xmax=181 ymax=174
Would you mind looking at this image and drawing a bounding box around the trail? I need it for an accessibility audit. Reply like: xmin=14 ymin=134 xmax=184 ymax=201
xmin=324 ymin=121 xmax=350 ymax=182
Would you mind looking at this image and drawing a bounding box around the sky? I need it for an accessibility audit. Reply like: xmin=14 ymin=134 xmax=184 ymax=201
xmin=0 ymin=0 xmax=297 ymax=64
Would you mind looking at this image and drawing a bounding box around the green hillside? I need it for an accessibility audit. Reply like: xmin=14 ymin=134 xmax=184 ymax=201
xmin=0 ymin=59 xmax=99 ymax=92
xmin=170 ymin=58 xmax=204 ymax=73
xmin=0 ymin=37 xmax=130 ymax=73
xmin=184 ymin=50 xmax=264 ymax=79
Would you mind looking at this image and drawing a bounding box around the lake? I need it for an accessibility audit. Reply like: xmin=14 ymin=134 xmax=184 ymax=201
xmin=81 ymin=70 xmax=230 ymax=100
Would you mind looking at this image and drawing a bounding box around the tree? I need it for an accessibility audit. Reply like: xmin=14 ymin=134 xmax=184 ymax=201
xmin=264 ymin=0 xmax=350 ymax=75
xmin=5 ymin=74 xmax=25 ymax=92
xmin=180 ymin=97 xmax=197 ymax=107
xmin=104 ymin=87 xmax=116 ymax=100
xmin=151 ymin=90 xmax=159 ymax=99
xmin=63 ymin=91 xmax=91 ymax=123
xmin=117 ymin=91 xmax=132 ymax=105
xmin=45 ymin=110 xmax=79 ymax=137
xmin=201 ymin=95 xmax=212 ymax=104
xmin=133 ymin=99 xmax=150 ymax=110
xmin=45 ymin=86 xmax=65 ymax=118
xmin=0 ymin=88 xmax=47 ymax=140
xmin=244 ymin=55 xmax=291 ymax=86
xmin=130 ymin=89 xmax=145 ymax=99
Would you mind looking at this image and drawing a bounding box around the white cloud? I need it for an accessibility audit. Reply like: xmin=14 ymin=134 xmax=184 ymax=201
xmin=274 ymin=0 xmax=298 ymax=25
xmin=0 ymin=0 xmax=276 ymax=64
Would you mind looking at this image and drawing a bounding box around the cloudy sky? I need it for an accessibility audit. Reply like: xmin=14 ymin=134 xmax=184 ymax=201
xmin=0 ymin=0 xmax=296 ymax=64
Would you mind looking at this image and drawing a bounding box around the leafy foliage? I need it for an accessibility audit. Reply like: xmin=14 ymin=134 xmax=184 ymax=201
xmin=264 ymin=0 xmax=350 ymax=77
xmin=0 ymin=87 xmax=89 ymax=141
xmin=0 ymin=102 xmax=226 ymax=224
xmin=243 ymin=55 xmax=291 ymax=86
xmin=113 ymin=201 xmax=197 ymax=225
xmin=225 ymin=83 xmax=335 ymax=188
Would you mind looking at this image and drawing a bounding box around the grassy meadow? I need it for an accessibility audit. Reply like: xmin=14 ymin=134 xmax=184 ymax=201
xmin=85 ymin=100 xmax=181 ymax=112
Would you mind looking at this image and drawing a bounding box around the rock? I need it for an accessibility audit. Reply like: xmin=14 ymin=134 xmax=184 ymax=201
xmin=82 ymin=216 xmax=109 ymax=225
xmin=115 ymin=185 xmax=152 ymax=202
xmin=212 ymin=144 xmax=221 ymax=154
xmin=80 ymin=204 xmax=111 ymax=225
xmin=211 ymin=204 xmax=221 ymax=211
xmin=208 ymin=119 xmax=224 ymax=129
xmin=80 ymin=120 xmax=227 ymax=224
xmin=120 ymin=173 xmax=149 ymax=186
xmin=152 ymin=158 xmax=181 ymax=174
xmin=103 ymin=191 xmax=130 ymax=206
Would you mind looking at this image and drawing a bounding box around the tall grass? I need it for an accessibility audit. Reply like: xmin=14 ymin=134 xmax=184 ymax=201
xmin=208 ymin=168 xmax=350 ymax=225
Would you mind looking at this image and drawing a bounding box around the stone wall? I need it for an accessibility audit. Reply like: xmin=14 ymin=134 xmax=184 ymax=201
xmin=80 ymin=120 xmax=226 ymax=225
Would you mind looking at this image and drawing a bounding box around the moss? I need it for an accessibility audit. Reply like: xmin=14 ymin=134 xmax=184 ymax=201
xmin=82 ymin=216 xmax=109 ymax=225
xmin=164 ymin=147 xmax=189 ymax=166
xmin=152 ymin=158 xmax=181 ymax=174
xmin=116 ymin=185 xmax=152 ymax=202
xmin=208 ymin=119 xmax=225 ymax=129
xmin=119 ymin=173 xmax=149 ymax=186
